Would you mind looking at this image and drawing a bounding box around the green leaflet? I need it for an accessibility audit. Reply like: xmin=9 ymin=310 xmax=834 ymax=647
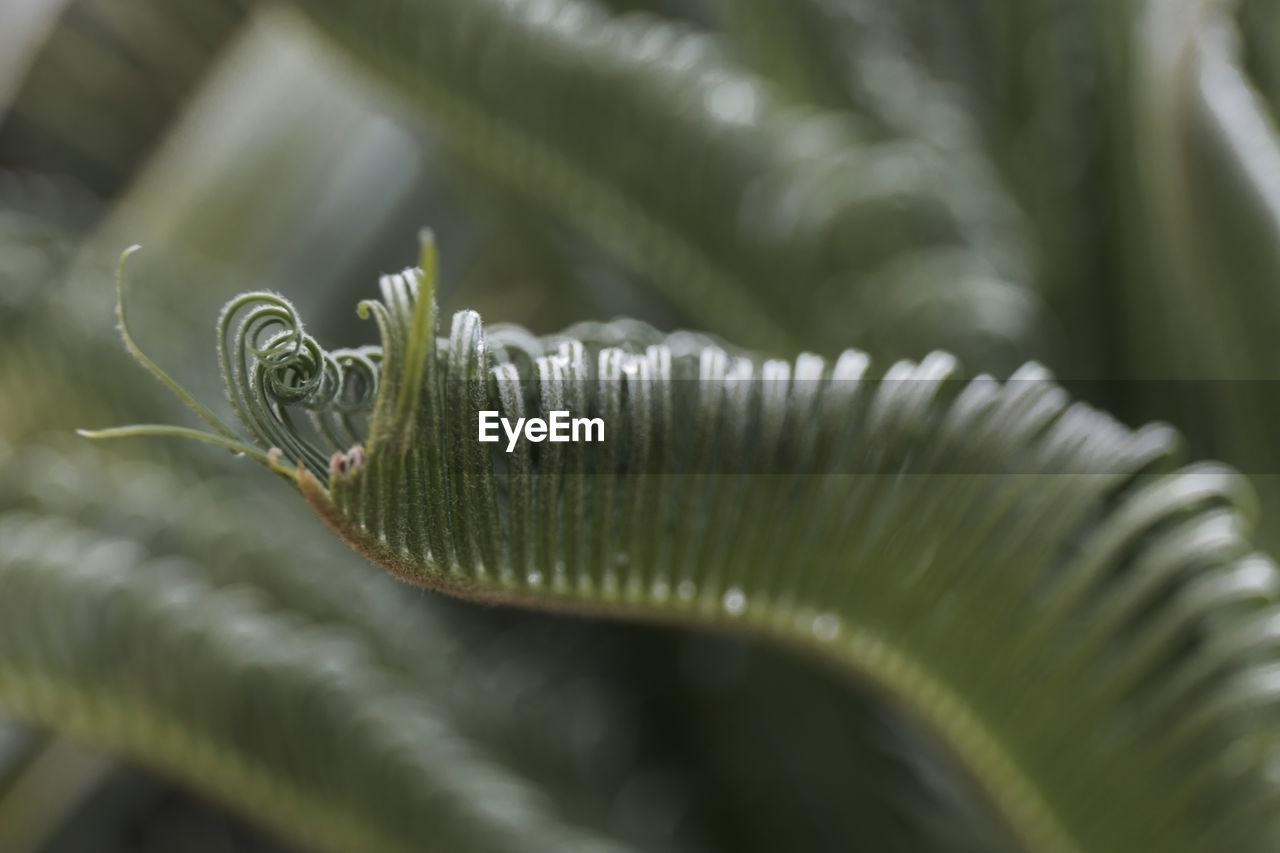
xmin=706 ymin=0 xmax=852 ymax=110
xmin=94 ymin=239 xmax=1280 ymax=852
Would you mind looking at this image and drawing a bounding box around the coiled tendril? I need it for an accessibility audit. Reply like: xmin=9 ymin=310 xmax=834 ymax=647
xmin=218 ymin=291 xmax=382 ymax=480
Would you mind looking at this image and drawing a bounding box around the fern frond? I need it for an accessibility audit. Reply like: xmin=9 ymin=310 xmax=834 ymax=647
xmin=95 ymin=240 xmax=1280 ymax=852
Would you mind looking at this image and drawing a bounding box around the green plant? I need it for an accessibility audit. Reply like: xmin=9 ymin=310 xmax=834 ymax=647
xmin=5 ymin=1 xmax=1280 ymax=851
xmin=83 ymin=232 xmax=1280 ymax=852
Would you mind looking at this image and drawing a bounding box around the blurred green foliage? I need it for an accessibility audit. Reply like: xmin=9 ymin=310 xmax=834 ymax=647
xmin=3 ymin=1 xmax=1280 ymax=851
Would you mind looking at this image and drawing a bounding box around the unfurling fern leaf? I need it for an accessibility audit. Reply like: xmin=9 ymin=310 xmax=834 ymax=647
xmin=87 ymin=237 xmax=1280 ymax=853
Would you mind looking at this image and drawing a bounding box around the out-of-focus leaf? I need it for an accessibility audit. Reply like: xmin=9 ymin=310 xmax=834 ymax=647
xmin=0 ymin=0 xmax=248 ymax=199
xmin=279 ymin=0 xmax=1046 ymax=370
xmin=0 ymin=437 xmax=722 ymax=852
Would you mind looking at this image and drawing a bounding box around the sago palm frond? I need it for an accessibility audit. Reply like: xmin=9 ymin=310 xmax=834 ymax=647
xmin=88 ymin=236 xmax=1280 ymax=853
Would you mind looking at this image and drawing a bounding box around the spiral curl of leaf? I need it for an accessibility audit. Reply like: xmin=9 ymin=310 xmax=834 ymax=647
xmin=218 ymin=291 xmax=382 ymax=480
